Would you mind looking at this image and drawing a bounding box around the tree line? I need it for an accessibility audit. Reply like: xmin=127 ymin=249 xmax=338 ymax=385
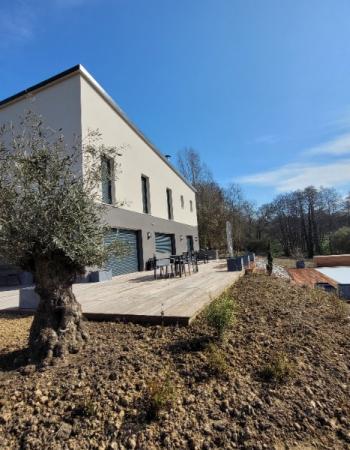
xmin=177 ymin=148 xmax=350 ymax=258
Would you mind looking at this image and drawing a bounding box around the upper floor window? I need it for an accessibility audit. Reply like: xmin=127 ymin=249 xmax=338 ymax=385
xmin=180 ymin=195 xmax=184 ymax=209
xmin=101 ymin=156 xmax=113 ymax=204
xmin=190 ymin=200 xmax=193 ymax=212
xmin=166 ymin=188 xmax=173 ymax=220
xmin=141 ymin=175 xmax=150 ymax=214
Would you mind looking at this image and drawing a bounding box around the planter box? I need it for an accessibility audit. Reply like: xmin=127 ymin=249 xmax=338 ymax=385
xmin=227 ymin=257 xmax=243 ymax=272
xmin=89 ymin=270 xmax=113 ymax=283
xmin=296 ymin=260 xmax=305 ymax=269
xmin=19 ymin=287 xmax=40 ymax=310
xmin=19 ymin=271 xmax=33 ymax=285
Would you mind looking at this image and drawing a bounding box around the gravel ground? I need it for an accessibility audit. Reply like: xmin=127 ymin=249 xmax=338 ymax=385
xmin=255 ymin=258 xmax=290 ymax=279
xmin=0 ymin=274 xmax=350 ymax=450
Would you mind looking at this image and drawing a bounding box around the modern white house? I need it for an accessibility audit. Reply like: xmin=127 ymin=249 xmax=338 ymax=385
xmin=0 ymin=65 xmax=199 ymax=278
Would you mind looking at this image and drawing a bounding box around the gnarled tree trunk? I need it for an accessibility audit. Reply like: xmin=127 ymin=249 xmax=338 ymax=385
xmin=28 ymin=256 xmax=88 ymax=363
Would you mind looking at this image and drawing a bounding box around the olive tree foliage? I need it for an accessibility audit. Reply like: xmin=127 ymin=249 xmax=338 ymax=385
xmin=0 ymin=111 xmax=126 ymax=363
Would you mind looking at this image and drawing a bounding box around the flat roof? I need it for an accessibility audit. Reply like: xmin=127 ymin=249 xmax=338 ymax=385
xmin=0 ymin=64 xmax=196 ymax=193
xmin=315 ymin=267 xmax=350 ymax=285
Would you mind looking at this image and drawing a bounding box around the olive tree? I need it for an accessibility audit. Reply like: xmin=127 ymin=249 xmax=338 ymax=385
xmin=0 ymin=111 xmax=126 ymax=363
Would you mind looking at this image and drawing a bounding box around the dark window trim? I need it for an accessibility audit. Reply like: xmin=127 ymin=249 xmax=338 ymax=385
xmin=141 ymin=174 xmax=151 ymax=214
xmin=180 ymin=195 xmax=184 ymax=209
xmin=190 ymin=200 xmax=193 ymax=212
xmin=166 ymin=188 xmax=173 ymax=220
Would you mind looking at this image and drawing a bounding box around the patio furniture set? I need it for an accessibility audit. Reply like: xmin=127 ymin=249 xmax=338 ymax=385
xmin=153 ymin=251 xmax=207 ymax=279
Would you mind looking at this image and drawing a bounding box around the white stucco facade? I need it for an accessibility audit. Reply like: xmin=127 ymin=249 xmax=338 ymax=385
xmin=79 ymin=74 xmax=197 ymax=227
xmin=0 ymin=65 xmax=199 ymax=274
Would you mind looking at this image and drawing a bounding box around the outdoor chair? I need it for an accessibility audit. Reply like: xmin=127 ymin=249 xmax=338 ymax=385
xmin=153 ymin=257 xmax=173 ymax=279
xmin=196 ymin=250 xmax=209 ymax=264
xmin=171 ymin=255 xmax=186 ymax=277
xmin=182 ymin=252 xmax=199 ymax=275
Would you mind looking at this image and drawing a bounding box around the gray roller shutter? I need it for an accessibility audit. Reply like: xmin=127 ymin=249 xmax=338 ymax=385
xmin=104 ymin=229 xmax=139 ymax=276
xmin=155 ymin=233 xmax=173 ymax=257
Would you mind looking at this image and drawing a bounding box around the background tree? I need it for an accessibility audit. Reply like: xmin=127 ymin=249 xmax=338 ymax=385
xmin=330 ymin=226 xmax=350 ymax=254
xmin=0 ymin=112 xmax=125 ymax=363
xmin=177 ymin=149 xmax=255 ymax=253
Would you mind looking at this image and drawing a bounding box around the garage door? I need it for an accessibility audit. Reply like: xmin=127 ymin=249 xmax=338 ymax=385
xmin=155 ymin=233 xmax=174 ymax=257
xmin=104 ymin=229 xmax=139 ymax=276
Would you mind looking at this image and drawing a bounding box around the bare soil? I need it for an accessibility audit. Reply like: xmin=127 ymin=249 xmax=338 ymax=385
xmin=0 ymin=273 xmax=349 ymax=450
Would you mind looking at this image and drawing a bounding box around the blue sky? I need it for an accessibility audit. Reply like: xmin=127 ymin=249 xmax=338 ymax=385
xmin=2 ymin=0 xmax=350 ymax=205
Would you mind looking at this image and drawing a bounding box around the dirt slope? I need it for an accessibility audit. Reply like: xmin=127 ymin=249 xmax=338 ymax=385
xmin=0 ymin=274 xmax=349 ymax=450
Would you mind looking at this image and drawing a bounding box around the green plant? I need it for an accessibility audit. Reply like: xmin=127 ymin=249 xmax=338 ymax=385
xmin=145 ymin=371 xmax=177 ymax=421
xmin=260 ymin=352 xmax=295 ymax=383
xmin=205 ymin=293 xmax=235 ymax=340
xmin=330 ymin=226 xmax=350 ymax=254
xmin=205 ymin=343 xmax=229 ymax=376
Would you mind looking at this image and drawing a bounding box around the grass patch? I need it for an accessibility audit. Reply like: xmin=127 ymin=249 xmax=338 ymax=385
xmin=331 ymin=296 xmax=349 ymax=321
xmin=205 ymin=342 xmax=229 ymax=377
xmin=72 ymin=399 xmax=98 ymax=418
xmin=205 ymin=292 xmax=235 ymax=340
xmin=259 ymin=352 xmax=295 ymax=383
xmin=145 ymin=370 xmax=177 ymax=421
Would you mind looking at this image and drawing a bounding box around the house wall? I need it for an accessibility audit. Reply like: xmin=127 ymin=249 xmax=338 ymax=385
xmin=0 ymin=74 xmax=83 ymax=174
xmin=104 ymin=207 xmax=199 ymax=268
xmin=80 ymin=75 xmax=197 ymax=227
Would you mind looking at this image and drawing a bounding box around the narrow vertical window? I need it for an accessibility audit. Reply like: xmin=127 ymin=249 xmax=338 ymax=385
xmin=180 ymin=195 xmax=184 ymax=209
xmin=141 ymin=175 xmax=150 ymax=214
xmin=101 ymin=156 xmax=113 ymax=204
xmin=190 ymin=200 xmax=193 ymax=212
xmin=166 ymin=188 xmax=173 ymax=220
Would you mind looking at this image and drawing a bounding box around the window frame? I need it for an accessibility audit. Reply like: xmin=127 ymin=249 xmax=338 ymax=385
xmin=190 ymin=200 xmax=193 ymax=212
xmin=101 ymin=155 xmax=114 ymax=205
xmin=141 ymin=174 xmax=151 ymax=214
xmin=180 ymin=195 xmax=184 ymax=209
xmin=166 ymin=188 xmax=173 ymax=220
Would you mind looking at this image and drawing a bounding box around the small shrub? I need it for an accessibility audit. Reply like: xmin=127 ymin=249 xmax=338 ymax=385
xmin=266 ymin=251 xmax=273 ymax=276
xmin=145 ymin=371 xmax=177 ymax=421
xmin=260 ymin=352 xmax=295 ymax=383
xmin=205 ymin=343 xmax=229 ymax=376
xmin=205 ymin=293 xmax=235 ymax=340
xmin=72 ymin=399 xmax=98 ymax=418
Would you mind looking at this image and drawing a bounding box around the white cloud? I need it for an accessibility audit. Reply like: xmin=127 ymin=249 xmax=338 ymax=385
xmin=306 ymin=132 xmax=350 ymax=156
xmin=238 ymin=160 xmax=350 ymax=192
xmin=0 ymin=0 xmax=94 ymax=46
xmin=0 ymin=2 xmax=35 ymax=44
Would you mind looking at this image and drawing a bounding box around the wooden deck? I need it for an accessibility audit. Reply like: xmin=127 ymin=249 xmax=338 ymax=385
xmin=287 ymin=268 xmax=338 ymax=288
xmin=0 ymin=261 xmax=243 ymax=325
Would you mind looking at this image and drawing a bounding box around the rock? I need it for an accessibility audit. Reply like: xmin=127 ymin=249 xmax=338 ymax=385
xmin=294 ymin=422 xmax=301 ymax=431
xmin=0 ymin=412 xmax=11 ymax=424
xmin=126 ymin=436 xmax=137 ymax=449
xmin=56 ymin=422 xmax=72 ymax=439
xmin=305 ymin=386 xmax=313 ymax=397
xmin=213 ymin=421 xmax=226 ymax=432
xmin=20 ymin=364 xmax=36 ymax=375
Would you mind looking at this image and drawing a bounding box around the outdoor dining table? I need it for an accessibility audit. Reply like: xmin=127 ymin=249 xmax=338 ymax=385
xmin=153 ymin=253 xmax=199 ymax=279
